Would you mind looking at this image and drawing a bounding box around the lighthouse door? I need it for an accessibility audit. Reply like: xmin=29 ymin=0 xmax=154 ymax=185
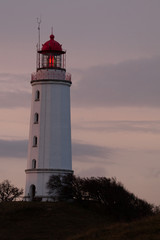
xmin=29 ymin=184 xmax=36 ymax=201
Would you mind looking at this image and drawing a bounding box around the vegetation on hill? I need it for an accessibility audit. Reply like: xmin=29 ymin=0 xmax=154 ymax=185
xmin=0 ymin=177 xmax=159 ymax=239
xmin=69 ymin=213 xmax=160 ymax=240
xmin=0 ymin=202 xmax=159 ymax=240
xmin=47 ymin=175 xmax=156 ymax=220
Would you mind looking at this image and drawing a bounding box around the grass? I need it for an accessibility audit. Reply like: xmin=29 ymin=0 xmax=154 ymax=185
xmin=0 ymin=202 xmax=159 ymax=240
xmin=70 ymin=215 xmax=160 ymax=240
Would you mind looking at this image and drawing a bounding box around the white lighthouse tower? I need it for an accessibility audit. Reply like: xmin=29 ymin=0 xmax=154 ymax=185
xmin=25 ymin=32 xmax=72 ymax=201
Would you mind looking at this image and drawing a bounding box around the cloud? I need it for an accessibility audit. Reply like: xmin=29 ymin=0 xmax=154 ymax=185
xmin=0 ymin=139 xmax=28 ymax=158
xmin=0 ymin=90 xmax=31 ymax=109
xmin=72 ymin=141 xmax=113 ymax=162
xmin=0 ymin=73 xmax=31 ymax=108
xmin=73 ymin=120 xmax=160 ymax=134
xmin=0 ymin=139 xmax=113 ymax=164
xmin=2 ymin=55 xmax=160 ymax=109
xmin=71 ymin=56 xmax=160 ymax=107
xmin=76 ymin=167 xmax=107 ymax=178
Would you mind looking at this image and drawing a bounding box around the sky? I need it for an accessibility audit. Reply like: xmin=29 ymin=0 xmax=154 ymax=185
xmin=0 ymin=0 xmax=160 ymax=204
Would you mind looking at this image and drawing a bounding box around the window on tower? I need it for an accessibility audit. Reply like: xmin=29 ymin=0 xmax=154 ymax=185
xmin=34 ymin=113 xmax=39 ymax=124
xmin=32 ymin=159 xmax=36 ymax=169
xmin=33 ymin=136 xmax=38 ymax=147
xmin=41 ymin=54 xmax=62 ymax=68
xmin=49 ymin=55 xmax=54 ymax=67
xmin=35 ymin=90 xmax=40 ymax=101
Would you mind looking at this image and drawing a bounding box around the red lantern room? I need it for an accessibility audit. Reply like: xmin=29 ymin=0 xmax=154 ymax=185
xmin=37 ymin=34 xmax=66 ymax=70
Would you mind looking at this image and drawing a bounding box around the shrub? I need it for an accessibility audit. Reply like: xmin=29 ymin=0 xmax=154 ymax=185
xmin=47 ymin=174 xmax=155 ymax=220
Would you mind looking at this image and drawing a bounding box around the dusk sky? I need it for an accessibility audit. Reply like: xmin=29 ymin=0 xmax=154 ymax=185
xmin=1 ymin=0 xmax=160 ymax=205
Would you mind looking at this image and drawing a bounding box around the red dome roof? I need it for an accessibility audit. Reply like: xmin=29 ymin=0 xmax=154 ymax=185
xmin=42 ymin=34 xmax=62 ymax=52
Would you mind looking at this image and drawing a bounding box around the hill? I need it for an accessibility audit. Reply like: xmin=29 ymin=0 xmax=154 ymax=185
xmin=0 ymin=202 xmax=159 ymax=240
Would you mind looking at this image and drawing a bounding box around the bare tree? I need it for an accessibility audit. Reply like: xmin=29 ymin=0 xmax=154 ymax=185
xmin=0 ymin=180 xmax=23 ymax=202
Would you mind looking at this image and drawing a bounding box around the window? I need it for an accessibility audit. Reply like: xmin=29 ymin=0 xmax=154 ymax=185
xmin=41 ymin=54 xmax=62 ymax=68
xmin=33 ymin=136 xmax=38 ymax=147
xmin=35 ymin=90 xmax=40 ymax=101
xmin=34 ymin=113 xmax=39 ymax=124
xmin=32 ymin=159 xmax=36 ymax=169
xmin=29 ymin=184 xmax=36 ymax=201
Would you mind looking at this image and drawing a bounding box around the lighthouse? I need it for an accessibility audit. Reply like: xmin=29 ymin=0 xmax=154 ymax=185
xmin=25 ymin=32 xmax=72 ymax=201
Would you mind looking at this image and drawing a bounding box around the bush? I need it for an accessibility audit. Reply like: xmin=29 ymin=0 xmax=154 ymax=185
xmin=47 ymin=174 xmax=155 ymax=220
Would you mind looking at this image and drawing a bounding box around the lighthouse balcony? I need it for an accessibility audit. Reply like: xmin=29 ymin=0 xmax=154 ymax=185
xmin=31 ymin=70 xmax=71 ymax=82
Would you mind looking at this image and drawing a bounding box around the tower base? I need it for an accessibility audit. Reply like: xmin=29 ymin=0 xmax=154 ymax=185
xmin=24 ymin=169 xmax=73 ymax=202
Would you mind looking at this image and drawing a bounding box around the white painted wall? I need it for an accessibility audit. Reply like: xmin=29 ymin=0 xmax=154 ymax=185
xmin=25 ymin=69 xmax=72 ymax=200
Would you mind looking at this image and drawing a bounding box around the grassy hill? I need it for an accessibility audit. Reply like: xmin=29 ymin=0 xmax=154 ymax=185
xmin=0 ymin=202 xmax=159 ymax=240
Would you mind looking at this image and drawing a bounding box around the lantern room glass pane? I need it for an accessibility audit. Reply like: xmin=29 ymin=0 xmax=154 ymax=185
xmin=41 ymin=53 xmax=64 ymax=69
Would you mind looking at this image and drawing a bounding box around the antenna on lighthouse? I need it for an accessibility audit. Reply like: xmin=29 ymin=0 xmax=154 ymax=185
xmin=36 ymin=17 xmax=41 ymax=70
xmin=37 ymin=17 xmax=41 ymax=50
